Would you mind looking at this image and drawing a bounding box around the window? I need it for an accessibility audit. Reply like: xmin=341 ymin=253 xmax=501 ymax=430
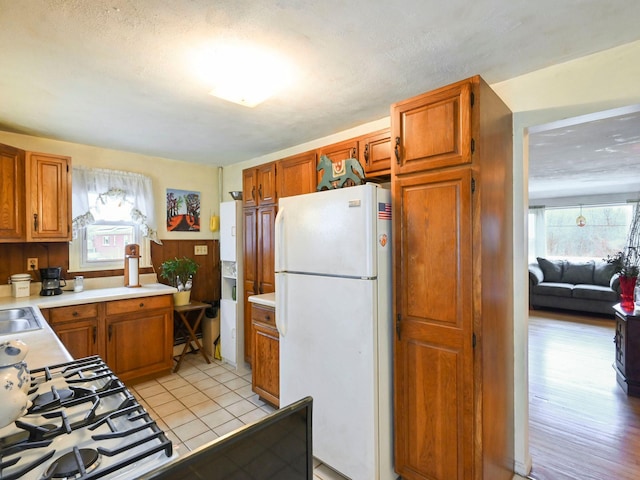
xmin=529 ymin=203 xmax=635 ymax=261
xmin=70 ymin=167 xmax=160 ymax=273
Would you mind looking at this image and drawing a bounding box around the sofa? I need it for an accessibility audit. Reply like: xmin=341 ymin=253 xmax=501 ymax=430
xmin=528 ymin=257 xmax=621 ymax=315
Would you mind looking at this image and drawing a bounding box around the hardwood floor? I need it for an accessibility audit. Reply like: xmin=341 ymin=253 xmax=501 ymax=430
xmin=528 ymin=309 xmax=640 ymax=480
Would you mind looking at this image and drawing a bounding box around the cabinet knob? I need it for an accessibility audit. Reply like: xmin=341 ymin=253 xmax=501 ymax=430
xmin=265 ymin=315 xmax=271 ymax=321
xmin=139 ymin=302 xmax=144 ymax=308
xmin=33 ymin=213 xmax=39 ymax=231
xmin=394 ymin=137 xmax=401 ymax=164
xmin=72 ymin=311 xmax=79 ymax=317
xmin=363 ymin=144 xmax=369 ymax=165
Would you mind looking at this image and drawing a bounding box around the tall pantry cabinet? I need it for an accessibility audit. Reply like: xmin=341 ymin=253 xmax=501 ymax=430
xmin=243 ymin=163 xmax=277 ymax=364
xmin=391 ymin=76 xmax=513 ymax=480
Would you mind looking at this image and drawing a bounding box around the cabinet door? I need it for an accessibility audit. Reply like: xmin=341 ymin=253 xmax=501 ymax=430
xmin=393 ymin=167 xmax=474 ymax=480
xmin=317 ymin=139 xmax=360 ymax=187
xmin=47 ymin=303 xmax=103 ymax=359
xmin=392 ymin=79 xmax=473 ymax=175
xmin=257 ymin=205 xmax=276 ymax=295
xmin=106 ymin=310 xmax=173 ymax=382
xmin=257 ymin=162 xmax=277 ymax=205
xmin=242 ymin=168 xmax=258 ymax=208
xmin=243 ymin=207 xmax=257 ymax=363
xmin=53 ymin=319 xmax=100 ymax=359
xmin=0 ymin=144 xmax=26 ymax=241
xmin=27 ymin=152 xmax=72 ymax=241
xmin=616 ymin=315 xmax=626 ymax=373
xmin=359 ymin=129 xmax=391 ymax=176
xmin=277 ymin=151 xmax=317 ymax=198
xmin=251 ymin=305 xmax=279 ymax=407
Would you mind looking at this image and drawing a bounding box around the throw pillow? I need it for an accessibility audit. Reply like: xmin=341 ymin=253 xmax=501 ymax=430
xmin=537 ymin=257 xmax=564 ymax=282
xmin=594 ymin=261 xmax=616 ymax=286
xmin=561 ymin=260 xmax=595 ymax=284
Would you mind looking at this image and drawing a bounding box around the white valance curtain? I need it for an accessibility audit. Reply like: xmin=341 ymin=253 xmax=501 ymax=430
xmin=72 ymin=167 xmax=161 ymax=244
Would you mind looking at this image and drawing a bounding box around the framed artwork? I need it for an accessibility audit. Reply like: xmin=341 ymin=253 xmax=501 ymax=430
xmin=166 ymin=188 xmax=201 ymax=232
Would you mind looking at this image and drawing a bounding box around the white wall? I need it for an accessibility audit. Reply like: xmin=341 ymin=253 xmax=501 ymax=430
xmin=0 ymin=131 xmax=220 ymax=240
xmin=492 ymin=38 xmax=640 ymax=477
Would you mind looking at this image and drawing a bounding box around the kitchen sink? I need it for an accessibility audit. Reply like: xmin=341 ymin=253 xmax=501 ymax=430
xmin=0 ymin=307 xmax=42 ymax=335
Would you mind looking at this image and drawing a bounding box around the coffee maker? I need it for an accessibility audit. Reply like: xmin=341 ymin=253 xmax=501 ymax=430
xmin=39 ymin=267 xmax=66 ymax=296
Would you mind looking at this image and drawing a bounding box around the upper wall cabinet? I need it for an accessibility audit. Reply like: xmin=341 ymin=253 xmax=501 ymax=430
xmin=358 ymin=128 xmax=391 ymax=177
xmin=392 ymin=81 xmax=472 ymax=175
xmin=277 ymin=151 xmax=317 ymax=198
xmin=243 ymin=162 xmax=277 ymax=207
xmin=316 ymin=138 xmax=363 ymax=189
xmin=0 ymin=143 xmax=72 ymax=243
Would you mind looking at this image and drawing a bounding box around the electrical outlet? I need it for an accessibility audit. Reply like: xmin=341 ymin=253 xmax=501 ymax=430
xmin=28 ymin=257 xmax=38 ymax=271
xmin=194 ymin=245 xmax=208 ymax=255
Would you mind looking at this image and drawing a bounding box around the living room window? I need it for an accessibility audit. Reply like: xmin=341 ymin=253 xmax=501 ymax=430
xmin=529 ymin=203 xmax=635 ymax=261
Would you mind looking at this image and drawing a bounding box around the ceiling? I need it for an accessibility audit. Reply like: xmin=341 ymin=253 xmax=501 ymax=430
xmin=1 ymin=0 xmax=640 ymax=173
xmin=529 ymin=105 xmax=640 ymax=201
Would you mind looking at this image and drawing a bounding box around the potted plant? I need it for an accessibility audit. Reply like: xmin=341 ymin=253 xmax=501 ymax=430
xmin=605 ymin=247 xmax=639 ymax=310
xmin=160 ymin=256 xmax=199 ymax=306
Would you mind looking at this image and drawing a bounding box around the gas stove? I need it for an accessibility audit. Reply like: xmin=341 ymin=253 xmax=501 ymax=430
xmin=0 ymin=356 xmax=176 ymax=479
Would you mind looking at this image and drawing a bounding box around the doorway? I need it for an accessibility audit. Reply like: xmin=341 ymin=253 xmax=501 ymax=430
xmin=525 ymin=105 xmax=640 ymax=478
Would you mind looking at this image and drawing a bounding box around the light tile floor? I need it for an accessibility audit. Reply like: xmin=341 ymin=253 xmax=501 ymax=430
xmin=128 ymin=350 xmax=348 ymax=480
xmin=130 ymin=350 xmax=529 ymax=480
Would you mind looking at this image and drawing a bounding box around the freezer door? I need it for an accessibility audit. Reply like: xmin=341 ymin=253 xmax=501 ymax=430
xmin=277 ymin=272 xmax=383 ymax=480
xmin=275 ymin=184 xmax=382 ymax=278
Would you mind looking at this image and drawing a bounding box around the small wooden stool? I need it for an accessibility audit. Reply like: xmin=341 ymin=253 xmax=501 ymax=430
xmin=173 ymin=301 xmax=211 ymax=372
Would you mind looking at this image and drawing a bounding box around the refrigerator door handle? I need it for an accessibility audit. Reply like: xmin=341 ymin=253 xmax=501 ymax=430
xmin=275 ymin=275 xmax=287 ymax=337
xmin=274 ymin=206 xmax=285 ymax=272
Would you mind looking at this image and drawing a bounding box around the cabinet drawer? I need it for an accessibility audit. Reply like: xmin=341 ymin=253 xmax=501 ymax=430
xmin=251 ymin=305 xmax=276 ymax=327
xmin=106 ymin=295 xmax=172 ymax=316
xmin=49 ymin=303 xmax=98 ymax=324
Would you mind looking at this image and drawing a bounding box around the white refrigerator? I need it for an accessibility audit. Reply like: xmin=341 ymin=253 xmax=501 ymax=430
xmin=275 ymin=184 xmax=395 ymax=480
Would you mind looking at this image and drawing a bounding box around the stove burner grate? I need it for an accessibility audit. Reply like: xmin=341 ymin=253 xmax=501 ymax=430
xmin=33 ymin=387 xmax=74 ymax=409
xmin=43 ymin=447 xmax=101 ymax=479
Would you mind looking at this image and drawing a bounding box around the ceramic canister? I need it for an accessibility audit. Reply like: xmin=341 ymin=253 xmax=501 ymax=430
xmin=0 ymin=339 xmax=31 ymax=428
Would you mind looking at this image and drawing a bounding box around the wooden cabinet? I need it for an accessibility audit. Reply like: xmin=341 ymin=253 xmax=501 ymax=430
xmin=251 ymin=303 xmax=279 ymax=407
xmin=243 ymin=162 xmax=276 ymax=207
xmin=277 ymin=151 xmax=317 ymax=198
xmin=105 ymin=295 xmax=173 ymax=383
xmin=43 ymin=294 xmax=174 ymax=383
xmin=0 ymin=144 xmax=26 ymax=241
xmin=0 ymin=143 xmax=71 ymax=242
xmin=392 ymin=76 xmax=513 ymax=480
xmin=614 ymin=304 xmax=640 ymax=396
xmin=392 ymin=80 xmax=473 ymax=175
xmin=317 ymin=138 xmax=360 ymax=187
xmin=43 ymin=303 xmax=103 ymax=359
xmin=358 ymin=128 xmax=391 ymax=177
xmin=242 ymin=205 xmax=276 ymax=363
xmin=26 ymin=152 xmax=72 ymax=241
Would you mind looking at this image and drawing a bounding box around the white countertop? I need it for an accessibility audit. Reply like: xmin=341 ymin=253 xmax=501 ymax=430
xmin=0 ymin=283 xmax=176 ymax=309
xmin=248 ymin=292 xmax=275 ymax=308
xmin=0 ymin=311 xmax=73 ymax=369
xmin=0 ymin=282 xmax=176 ymax=369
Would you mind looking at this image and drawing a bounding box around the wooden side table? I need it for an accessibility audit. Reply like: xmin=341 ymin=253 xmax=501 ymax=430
xmin=613 ymin=303 xmax=640 ymax=396
xmin=173 ymin=301 xmax=211 ymax=372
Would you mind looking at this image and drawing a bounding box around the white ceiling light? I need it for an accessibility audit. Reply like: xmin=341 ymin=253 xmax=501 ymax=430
xmin=191 ymin=41 xmax=295 ymax=108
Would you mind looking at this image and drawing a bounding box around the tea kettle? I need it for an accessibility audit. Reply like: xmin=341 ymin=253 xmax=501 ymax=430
xmin=0 ymin=339 xmax=31 ymax=428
